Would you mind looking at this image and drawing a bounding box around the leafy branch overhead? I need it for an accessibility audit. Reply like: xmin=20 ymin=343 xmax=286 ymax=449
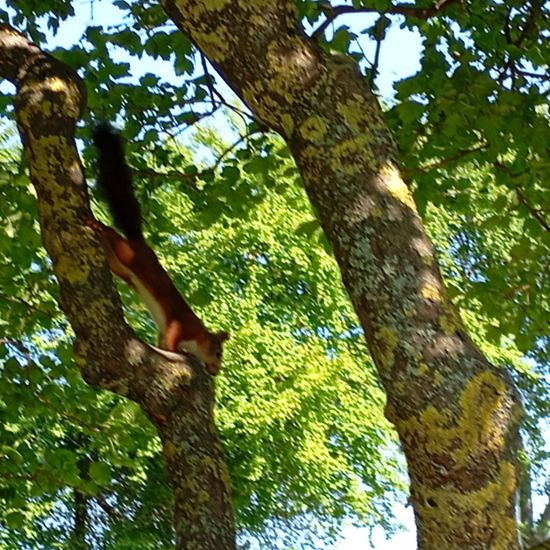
xmin=0 ymin=22 xmax=204 ymax=417
xmin=0 ymin=23 xmax=236 ymax=549
xmin=0 ymin=0 xmax=548 ymax=549
xmin=312 ymin=0 xmax=464 ymax=38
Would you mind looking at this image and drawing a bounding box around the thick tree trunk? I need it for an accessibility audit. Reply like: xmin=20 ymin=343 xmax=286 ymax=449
xmin=0 ymin=24 xmax=235 ymax=550
xmin=161 ymin=2 xmax=523 ymax=548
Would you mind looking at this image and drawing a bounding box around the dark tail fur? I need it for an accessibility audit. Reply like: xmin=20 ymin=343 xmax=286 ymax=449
xmin=92 ymin=123 xmax=144 ymax=242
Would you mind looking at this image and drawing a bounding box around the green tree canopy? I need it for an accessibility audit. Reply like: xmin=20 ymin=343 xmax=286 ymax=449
xmin=0 ymin=0 xmax=548 ymax=548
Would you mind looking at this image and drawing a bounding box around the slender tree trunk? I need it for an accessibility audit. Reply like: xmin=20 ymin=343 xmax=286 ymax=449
xmin=161 ymin=2 xmax=523 ymax=548
xmin=0 ymin=24 xmax=235 ymax=550
xmin=74 ymin=436 xmax=90 ymax=549
xmin=73 ymin=488 xmax=88 ymax=548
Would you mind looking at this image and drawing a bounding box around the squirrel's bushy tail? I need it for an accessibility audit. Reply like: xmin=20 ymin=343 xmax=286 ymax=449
xmin=92 ymin=123 xmax=143 ymax=242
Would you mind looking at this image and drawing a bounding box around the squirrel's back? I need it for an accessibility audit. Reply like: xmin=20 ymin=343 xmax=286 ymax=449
xmin=93 ymin=123 xmax=143 ymax=242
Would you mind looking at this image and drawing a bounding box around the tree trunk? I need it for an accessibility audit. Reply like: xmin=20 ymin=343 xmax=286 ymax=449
xmin=73 ymin=488 xmax=88 ymax=549
xmin=160 ymin=2 xmax=523 ymax=548
xmin=74 ymin=436 xmax=90 ymax=549
xmin=0 ymin=24 xmax=235 ymax=550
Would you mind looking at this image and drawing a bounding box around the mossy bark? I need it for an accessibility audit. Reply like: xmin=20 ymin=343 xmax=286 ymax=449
xmin=160 ymin=2 xmax=524 ymax=548
xmin=0 ymin=24 xmax=235 ymax=550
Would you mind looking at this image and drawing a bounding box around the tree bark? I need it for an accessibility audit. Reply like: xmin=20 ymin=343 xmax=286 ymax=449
xmin=160 ymin=2 xmax=523 ymax=548
xmin=74 ymin=436 xmax=90 ymax=549
xmin=0 ymin=24 xmax=235 ymax=550
xmin=73 ymin=488 xmax=88 ymax=549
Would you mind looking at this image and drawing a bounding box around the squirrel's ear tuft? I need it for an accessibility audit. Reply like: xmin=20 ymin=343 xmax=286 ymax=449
xmin=216 ymin=331 xmax=229 ymax=343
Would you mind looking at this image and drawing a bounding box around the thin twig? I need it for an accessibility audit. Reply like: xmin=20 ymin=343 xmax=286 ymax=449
xmin=0 ymin=337 xmax=103 ymax=433
xmin=503 ymin=7 xmax=513 ymax=44
xmin=515 ymin=0 xmax=542 ymax=47
xmin=135 ymin=130 xmax=259 ymax=185
xmin=494 ymin=162 xmax=550 ymax=233
xmin=527 ymin=538 xmax=550 ymax=550
xmin=95 ymin=494 xmax=124 ymax=521
xmin=516 ymin=186 xmax=550 ymax=233
xmin=0 ymin=337 xmax=29 ymax=354
xmin=369 ymin=19 xmax=384 ymax=89
xmin=0 ymin=292 xmax=54 ymax=317
xmin=200 ymin=52 xmax=219 ymax=109
xmin=515 ymin=68 xmax=549 ymax=80
xmin=210 ymin=132 xmax=252 ymax=172
xmin=405 ymin=144 xmax=487 ymax=175
xmin=134 ymin=167 xmax=201 ymax=185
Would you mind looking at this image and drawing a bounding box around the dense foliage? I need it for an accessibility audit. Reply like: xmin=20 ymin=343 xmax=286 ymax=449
xmin=0 ymin=121 xmax=402 ymax=547
xmin=0 ymin=0 xmax=548 ymax=547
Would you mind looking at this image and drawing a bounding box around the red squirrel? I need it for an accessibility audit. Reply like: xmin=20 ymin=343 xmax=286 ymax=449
xmin=91 ymin=123 xmax=228 ymax=374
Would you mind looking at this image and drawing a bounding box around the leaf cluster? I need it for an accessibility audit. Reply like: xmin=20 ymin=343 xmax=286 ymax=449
xmin=0 ymin=126 xmax=402 ymax=548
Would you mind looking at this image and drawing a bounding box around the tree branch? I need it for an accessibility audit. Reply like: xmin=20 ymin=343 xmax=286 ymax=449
xmin=405 ymin=143 xmax=487 ymax=176
xmin=494 ymin=162 xmax=550 ymax=233
xmin=528 ymin=539 xmax=550 ymax=550
xmin=538 ymin=498 xmax=550 ymax=531
xmin=94 ymin=493 xmax=125 ymax=521
xmin=515 ymin=68 xmax=549 ymax=80
xmin=1 ymin=23 xmax=236 ymax=548
xmin=134 ymin=130 xmax=254 ymax=185
xmin=312 ymin=0 xmax=462 ymax=38
xmin=369 ymin=18 xmax=385 ymax=89
xmin=200 ymin=52 xmax=219 ymax=109
xmin=516 ymin=186 xmax=550 ymax=233
xmin=515 ymin=0 xmax=543 ymax=47
xmin=0 ymin=23 xmax=195 ymax=420
xmin=135 ymin=167 xmax=201 ymax=186
xmin=161 ymin=0 xmax=523 ymax=544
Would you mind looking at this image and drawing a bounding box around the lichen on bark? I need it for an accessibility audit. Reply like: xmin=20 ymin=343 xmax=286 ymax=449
xmin=0 ymin=23 xmax=236 ymax=550
xmin=160 ymin=2 xmax=524 ymax=547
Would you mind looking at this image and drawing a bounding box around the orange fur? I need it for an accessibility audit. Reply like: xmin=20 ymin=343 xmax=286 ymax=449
xmin=90 ymin=219 xmax=228 ymax=374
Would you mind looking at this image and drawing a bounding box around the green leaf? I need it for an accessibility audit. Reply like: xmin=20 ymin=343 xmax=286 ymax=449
xmin=89 ymin=462 xmax=111 ymax=486
xmin=174 ymin=54 xmax=194 ymax=76
xmin=295 ymin=219 xmax=319 ymax=237
xmin=189 ymin=288 xmax=213 ymax=307
xmin=4 ymin=511 xmax=25 ymax=529
xmin=141 ymin=73 xmax=159 ymax=87
xmin=222 ymin=165 xmax=240 ymax=183
xmin=113 ymin=0 xmax=130 ymax=9
xmin=330 ymin=26 xmax=356 ymax=53
xmin=243 ymin=157 xmax=269 ymax=174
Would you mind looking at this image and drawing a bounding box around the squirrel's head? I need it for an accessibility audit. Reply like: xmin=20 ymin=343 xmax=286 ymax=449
xmin=178 ymin=331 xmax=229 ymax=375
xmin=195 ymin=330 xmax=229 ymax=375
